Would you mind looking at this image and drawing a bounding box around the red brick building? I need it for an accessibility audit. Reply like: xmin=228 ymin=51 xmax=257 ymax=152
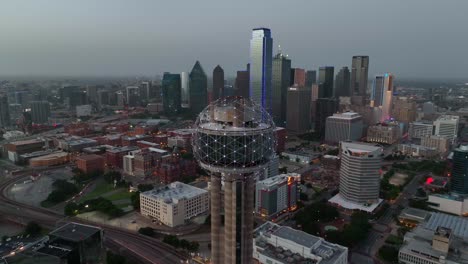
xmin=76 ymin=154 xmax=105 ymax=174
xmin=105 ymin=146 xmax=138 ymax=168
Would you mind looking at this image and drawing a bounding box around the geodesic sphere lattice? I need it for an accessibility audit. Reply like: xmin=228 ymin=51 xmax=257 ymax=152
xmin=192 ymin=96 xmax=276 ymax=173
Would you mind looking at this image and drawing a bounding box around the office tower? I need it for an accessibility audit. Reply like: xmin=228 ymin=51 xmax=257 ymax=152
xmin=339 ymin=141 xmax=382 ymax=204
xmin=213 ymin=65 xmax=224 ymax=101
xmin=324 ymin=112 xmax=363 ymax=144
xmin=97 ymin=90 xmax=109 ymax=108
xmin=367 ymin=122 xmax=402 ymax=144
xmin=316 ymin=98 xmax=338 ymax=138
xmin=126 ymin=86 xmax=140 ymax=107
xmin=250 ymin=28 xmax=273 ymax=113
xmin=310 ymin=84 xmax=319 ymax=125
xmin=450 ymin=145 xmax=468 ymax=195
xmin=409 ymin=122 xmax=434 ymax=140
xmin=305 ymin=70 xmax=317 ymax=87
xmin=68 ymin=91 xmax=87 ymax=109
xmin=140 ymin=82 xmax=150 ymax=101
xmin=235 ymin=70 xmax=250 ymax=98
xmin=60 ymin=86 xmax=80 ymax=104
xmin=30 ymin=101 xmax=50 ymax=124
xmin=392 ymin=97 xmax=417 ymax=124
xmin=193 ymin=97 xmax=276 ymax=264
xmin=162 ymin=73 xmax=182 ymax=114
xmin=335 ymin=67 xmax=350 ymax=97
xmin=255 ymin=173 xmax=301 ymax=220
xmin=181 ymin=72 xmax=190 ymax=106
xmin=289 ymin=68 xmax=306 ymax=87
xmin=286 ymin=86 xmax=311 ymax=133
xmin=351 ymin=55 xmax=369 ymax=96
xmin=86 ymin=86 xmax=98 ymax=103
xmin=434 ymin=115 xmax=459 ymax=142
xmin=318 ymin=66 xmax=334 ymax=98
xmin=0 ymin=94 xmax=11 ymax=127
xmin=371 ymin=73 xmax=394 ymax=122
xmin=272 ymin=52 xmax=291 ymax=126
xmin=189 ymin=61 xmax=208 ymax=115
xmin=423 ymin=101 xmax=436 ymax=115
xmin=14 ymin=91 xmax=31 ymax=108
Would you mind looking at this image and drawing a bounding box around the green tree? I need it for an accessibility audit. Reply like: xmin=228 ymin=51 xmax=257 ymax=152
xmin=138 ymin=227 xmax=155 ymax=237
xmin=106 ymin=251 xmax=127 ymax=264
xmin=103 ymin=171 xmax=122 ymax=184
xmin=130 ymin=191 xmax=140 ymax=210
xmin=24 ymin=222 xmax=42 ymax=236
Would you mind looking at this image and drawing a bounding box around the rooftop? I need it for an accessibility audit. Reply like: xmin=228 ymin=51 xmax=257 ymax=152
xmin=341 ymin=141 xmax=382 ymax=154
xmin=257 ymin=173 xmax=301 ymax=189
xmin=436 ymin=115 xmax=460 ymax=121
xmin=49 ymin=222 xmax=102 ymax=242
xmin=76 ymin=154 xmax=104 ymax=161
xmin=329 ymin=193 xmax=383 ymax=213
xmin=328 ymin=112 xmax=361 ymax=120
xmin=141 ymin=182 xmax=207 ymax=204
xmin=399 ymin=207 xmax=432 ymax=222
xmin=425 ymin=212 xmax=468 ymax=240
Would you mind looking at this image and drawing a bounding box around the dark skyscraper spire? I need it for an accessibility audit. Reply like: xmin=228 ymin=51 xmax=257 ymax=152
xmin=212 ymin=65 xmax=224 ymax=101
xmin=189 ymin=61 xmax=208 ymax=115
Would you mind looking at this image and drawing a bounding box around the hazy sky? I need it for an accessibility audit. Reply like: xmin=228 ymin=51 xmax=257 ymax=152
xmin=0 ymin=0 xmax=467 ymax=79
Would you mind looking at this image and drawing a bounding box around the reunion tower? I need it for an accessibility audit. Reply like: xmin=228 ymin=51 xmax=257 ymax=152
xmin=193 ymin=97 xmax=276 ymax=264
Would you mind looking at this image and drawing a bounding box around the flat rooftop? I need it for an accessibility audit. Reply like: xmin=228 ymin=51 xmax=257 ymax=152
xmin=49 ymin=222 xmax=102 ymax=242
xmin=329 ymin=112 xmax=361 ymax=120
xmin=341 ymin=141 xmax=382 ymax=153
xmin=257 ymin=173 xmax=300 ymax=189
xmin=329 ymin=193 xmax=383 ymax=213
xmin=424 ymin=212 xmax=468 ymax=240
xmin=141 ymin=182 xmax=207 ymax=204
xmin=399 ymin=207 xmax=432 ymax=222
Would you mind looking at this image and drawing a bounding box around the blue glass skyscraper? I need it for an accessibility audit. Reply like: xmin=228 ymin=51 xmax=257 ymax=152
xmin=249 ymin=28 xmax=273 ymax=113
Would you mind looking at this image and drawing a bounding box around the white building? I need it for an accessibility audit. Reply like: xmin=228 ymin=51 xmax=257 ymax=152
xmin=324 ymin=112 xmax=363 ymax=144
xmin=253 ymin=222 xmax=348 ymax=264
xmin=427 ymin=194 xmax=468 ymax=216
xmin=409 ymin=122 xmax=434 ymax=140
xmin=122 ymin=150 xmax=140 ymax=176
xmin=76 ymin=104 xmax=92 ymax=117
xmin=255 ymin=173 xmax=301 ymax=220
xmin=398 ymin=144 xmax=438 ymax=158
xmin=140 ymin=182 xmax=209 ymax=227
xmin=434 ymin=115 xmax=459 ymax=142
xmin=329 ymin=141 xmax=383 ymax=212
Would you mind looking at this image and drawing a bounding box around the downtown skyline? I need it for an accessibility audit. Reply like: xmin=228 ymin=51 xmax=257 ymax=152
xmin=0 ymin=0 xmax=467 ymax=79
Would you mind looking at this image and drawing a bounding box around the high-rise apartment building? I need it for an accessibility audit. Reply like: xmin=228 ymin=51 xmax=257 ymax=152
xmin=250 ymin=28 xmax=273 ymax=113
xmin=193 ymin=98 xmax=276 ymax=264
xmin=305 ymin=70 xmax=317 ymax=87
xmin=434 ymin=115 xmax=459 ymax=142
xmin=450 ymin=145 xmax=468 ymax=195
xmin=272 ymin=52 xmax=291 ymax=126
xmin=162 ymin=73 xmax=182 ymax=114
xmin=0 ymin=94 xmax=11 ymax=127
xmin=316 ymin=98 xmax=338 ymax=138
xmin=30 ymin=101 xmax=50 ymax=124
xmin=318 ymin=66 xmax=334 ymax=98
xmin=126 ymin=86 xmax=140 ymax=107
xmin=290 ymin=68 xmax=306 ymax=87
xmin=324 ymin=112 xmax=363 ymax=144
xmin=335 ymin=66 xmax=351 ymax=97
xmin=351 ymin=55 xmax=369 ymax=97
xmin=212 ymin=65 xmax=224 ymax=101
xmin=337 ymin=142 xmax=382 ymax=204
xmin=255 ymin=173 xmax=301 ymax=220
xmin=189 ymin=61 xmax=208 ymax=115
xmin=286 ymin=87 xmax=311 ymax=133
xmin=235 ymin=70 xmax=250 ymax=98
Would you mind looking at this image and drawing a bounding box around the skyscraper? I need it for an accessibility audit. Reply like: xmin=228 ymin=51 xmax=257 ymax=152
xmin=351 ymin=56 xmax=369 ymax=96
xmin=212 ymin=65 xmax=224 ymax=101
xmin=316 ymin=98 xmax=338 ymax=138
xmin=30 ymin=101 xmax=50 ymax=124
xmin=181 ymin=72 xmax=190 ymax=106
xmin=189 ymin=61 xmax=208 ymax=115
xmin=318 ymin=66 xmax=334 ymax=98
xmin=286 ymin=86 xmax=311 ymax=133
xmin=305 ymin=70 xmax=317 ymax=87
xmin=272 ymin=52 xmax=291 ymax=126
xmin=0 ymin=94 xmax=11 ymax=127
xmin=193 ymin=98 xmax=276 ymax=264
xmin=325 ymin=112 xmax=363 ymax=144
xmin=162 ymin=73 xmax=181 ymax=114
xmin=126 ymin=86 xmax=140 ymax=107
xmin=335 ymin=67 xmax=350 ymax=97
xmin=235 ymin=70 xmax=250 ymax=98
xmin=450 ymin=145 xmax=468 ymax=195
xmin=289 ymin=68 xmax=306 ymax=87
xmin=338 ymin=141 xmax=382 ymax=204
xmin=249 ymin=28 xmax=273 ymax=113
xmin=372 ymin=73 xmax=394 ymax=122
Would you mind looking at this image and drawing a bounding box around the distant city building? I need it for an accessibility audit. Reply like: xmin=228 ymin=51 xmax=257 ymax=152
xmin=272 ymin=52 xmax=291 ymax=126
xmin=189 ymin=61 xmax=208 ymax=115
xmin=97 ymin=90 xmax=109 ymax=107
xmin=409 ymin=122 xmax=434 ymax=140
xmin=367 ymin=122 xmax=402 ymax=144
xmin=290 ymin=68 xmax=306 ymax=87
xmin=392 ymin=97 xmax=417 ymax=124
xmin=423 ymin=101 xmax=436 ymax=115
xmin=421 ymin=135 xmax=450 ymax=154
xmin=450 ymin=145 xmax=468 ymax=195
xmin=255 ymin=173 xmax=301 ymax=220
xmin=286 ymin=86 xmax=311 ymax=133
xmin=29 ymin=151 xmax=69 ymax=167
xmin=318 ymin=66 xmax=334 ymax=98
xmin=250 ymin=28 xmax=273 ymax=113
xmin=180 ymin=71 xmax=190 ymax=106
xmin=351 ymin=55 xmax=369 ymax=97
xmin=140 ymin=81 xmax=150 ymax=101
xmin=397 ymin=144 xmax=438 ymax=158
xmin=325 ymin=112 xmax=363 ymax=144
xmin=371 ymin=73 xmax=394 ymax=122
xmin=335 ymin=66 xmax=350 ymax=97
xmin=212 ymin=65 xmax=224 ymax=101
xmin=0 ymin=94 xmax=11 ymax=127
xmin=434 ymin=115 xmax=459 ymax=141
xmin=76 ymin=104 xmax=92 ymax=117
xmin=76 ymin=154 xmax=105 ymax=174
xmin=254 ymin=222 xmax=348 ymax=264
xmin=315 ymin=98 xmax=338 ymax=138
xmin=5 ymin=139 xmax=45 ymax=162
xmin=305 ymin=70 xmax=317 ymax=87
xmin=329 ymin=141 xmax=383 ymax=212
xmin=140 ymin=182 xmax=209 ymax=227
xmin=310 ymin=84 xmax=319 ymax=125
xmin=162 ymin=72 xmax=182 ymax=114
xmin=126 ymin=86 xmax=140 ymax=107
xmin=235 ymin=70 xmax=250 ymax=98
xmin=30 ymin=101 xmax=50 ymax=124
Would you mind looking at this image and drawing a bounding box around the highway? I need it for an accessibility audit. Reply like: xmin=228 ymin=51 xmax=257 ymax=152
xmin=0 ymin=174 xmax=188 ymax=264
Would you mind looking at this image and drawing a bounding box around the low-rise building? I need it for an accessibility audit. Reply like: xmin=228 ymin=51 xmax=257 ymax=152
xmin=427 ymin=194 xmax=468 ymax=216
xmin=281 ymin=151 xmax=319 ymax=164
xmin=253 ymin=222 xmax=348 ymax=264
xmin=76 ymin=154 xmax=105 ymax=174
xmin=409 ymin=122 xmax=434 ymax=140
xmin=398 ymin=144 xmax=438 ymax=158
xmin=367 ymin=122 xmax=401 ymax=144
xmin=255 ymin=173 xmax=301 ymax=220
xmin=421 ymin=135 xmax=451 ymax=154
xmin=105 ymin=146 xmax=139 ymax=168
xmin=29 ymin=151 xmax=69 ymax=167
xmin=57 ymin=136 xmax=98 ymax=152
xmin=140 ymin=182 xmax=209 ymax=227
xmin=5 ymin=139 xmax=45 ymax=162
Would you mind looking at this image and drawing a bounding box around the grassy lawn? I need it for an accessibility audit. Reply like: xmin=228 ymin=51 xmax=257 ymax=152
xmin=105 ymin=189 xmax=132 ymax=201
xmin=79 ymin=181 xmax=115 ymax=202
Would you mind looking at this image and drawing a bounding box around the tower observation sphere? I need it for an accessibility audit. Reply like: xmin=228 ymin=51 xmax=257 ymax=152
xmin=192 ymin=96 xmax=276 ymax=264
